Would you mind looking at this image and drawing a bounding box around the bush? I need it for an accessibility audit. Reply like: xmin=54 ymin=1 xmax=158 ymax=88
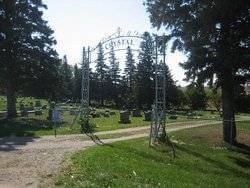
xmin=79 ymin=117 xmax=96 ymax=133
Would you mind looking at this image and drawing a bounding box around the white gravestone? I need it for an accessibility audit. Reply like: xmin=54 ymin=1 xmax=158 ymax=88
xmin=52 ymin=107 xmax=61 ymax=123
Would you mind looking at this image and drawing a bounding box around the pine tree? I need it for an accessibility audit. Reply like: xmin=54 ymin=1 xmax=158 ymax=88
xmin=125 ymin=46 xmax=136 ymax=88
xmin=108 ymin=45 xmax=120 ymax=106
xmin=162 ymin=62 xmax=181 ymax=108
xmin=73 ymin=64 xmax=81 ymax=102
xmin=0 ymin=0 xmax=59 ymax=118
xmin=124 ymin=46 xmax=137 ymax=109
xmin=109 ymin=45 xmax=120 ymax=85
xmin=185 ymin=83 xmax=207 ymax=110
xmin=95 ymin=43 xmax=108 ymax=106
xmin=145 ymin=0 xmax=250 ymax=143
xmin=136 ymin=32 xmax=155 ymax=109
xmin=61 ymin=55 xmax=73 ymax=100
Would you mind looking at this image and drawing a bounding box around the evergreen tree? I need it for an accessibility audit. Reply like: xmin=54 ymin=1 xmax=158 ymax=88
xmin=95 ymin=43 xmax=108 ymax=106
xmin=162 ymin=63 xmax=181 ymax=108
xmin=73 ymin=64 xmax=81 ymax=102
xmin=60 ymin=55 xmax=73 ymax=100
xmin=124 ymin=46 xmax=137 ymax=109
xmin=109 ymin=45 xmax=120 ymax=85
xmin=108 ymin=45 xmax=120 ymax=106
xmin=185 ymin=83 xmax=207 ymax=110
xmin=0 ymin=0 xmax=59 ymax=118
xmin=136 ymin=32 xmax=155 ymax=109
xmin=145 ymin=0 xmax=250 ymax=143
xmin=124 ymin=46 xmax=136 ymax=88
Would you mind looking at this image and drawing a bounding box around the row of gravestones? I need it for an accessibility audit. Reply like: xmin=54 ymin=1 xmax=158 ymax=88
xmin=120 ymin=110 xmax=152 ymax=124
xmin=90 ymin=109 xmax=116 ymax=118
xmin=167 ymin=110 xmax=205 ymax=120
xmin=20 ymin=101 xmax=47 ymax=117
xmin=67 ymin=108 xmax=152 ymax=124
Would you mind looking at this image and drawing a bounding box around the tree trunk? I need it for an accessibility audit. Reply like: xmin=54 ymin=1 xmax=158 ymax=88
xmin=221 ymin=70 xmax=236 ymax=144
xmin=6 ymin=80 xmax=17 ymax=119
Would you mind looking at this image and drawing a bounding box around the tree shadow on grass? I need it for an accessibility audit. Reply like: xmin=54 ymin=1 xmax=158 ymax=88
xmin=175 ymin=144 xmax=250 ymax=179
xmin=104 ymin=143 xmax=175 ymax=164
xmin=0 ymin=118 xmax=53 ymax=151
xmin=0 ymin=118 xmax=53 ymax=137
xmin=228 ymin=156 xmax=250 ymax=169
xmin=104 ymin=142 xmax=250 ymax=179
xmin=232 ymin=142 xmax=250 ymax=156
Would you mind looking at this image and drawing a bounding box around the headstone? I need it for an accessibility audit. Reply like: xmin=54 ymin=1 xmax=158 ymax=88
xmin=20 ymin=103 xmax=28 ymax=117
xmin=132 ymin=109 xmax=142 ymax=117
xmin=35 ymin=110 xmax=43 ymax=116
xmin=52 ymin=107 xmax=61 ymax=123
xmin=169 ymin=115 xmax=177 ymax=120
xmin=42 ymin=105 xmax=47 ymax=110
xmin=91 ymin=112 xmax=101 ymax=118
xmin=144 ymin=111 xmax=152 ymax=121
xmin=120 ymin=111 xmax=130 ymax=124
xmin=70 ymin=110 xmax=78 ymax=115
xmin=29 ymin=102 xmax=35 ymax=111
xmin=103 ymin=112 xmax=110 ymax=117
xmin=110 ymin=111 xmax=116 ymax=115
xmin=21 ymin=108 xmax=28 ymax=117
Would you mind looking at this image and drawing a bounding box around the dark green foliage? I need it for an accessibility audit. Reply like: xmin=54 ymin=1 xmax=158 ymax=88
xmin=79 ymin=117 xmax=96 ymax=134
xmin=60 ymin=55 xmax=73 ymax=99
xmin=136 ymin=32 xmax=155 ymax=109
xmin=73 ymin=64 xmax=81 ymax=101
xmin=124 ymin=46 xmax=137 ymax=109
xmin=234 ymin=84 xmax=250 ymax=113
xmin=145 ymin=0 xmax=250 ymax=143
xmin=0 ymin=0 xmax=59 ymax=118
xmin=107 ymin=45 xmax=120 ymax=107
xmin=185 ymin=83 xmax=207 ymax=110
xmin=95 ymin=43 xmax=109 ymax=106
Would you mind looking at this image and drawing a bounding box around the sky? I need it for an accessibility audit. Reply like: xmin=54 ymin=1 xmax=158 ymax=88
xmin=43 ymin=0 xmax=188 ymax=86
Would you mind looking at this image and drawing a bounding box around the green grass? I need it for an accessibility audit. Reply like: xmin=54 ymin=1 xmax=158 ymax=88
xmin=0 ymin=95 xmax=48 ymax=111
xmin=56 ymin=122 xmax=250 ymax=188
xmin=0 ymin=102 xmax=248 ymax=137
xmin=0 ymin=107 xmax=196 ymax=137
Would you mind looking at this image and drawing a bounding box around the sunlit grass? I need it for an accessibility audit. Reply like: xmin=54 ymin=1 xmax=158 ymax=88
xmin=56 ymin=122 xmax=250 ymax=187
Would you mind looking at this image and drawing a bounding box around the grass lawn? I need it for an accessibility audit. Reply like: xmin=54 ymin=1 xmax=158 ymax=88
xmin=56 ymin=121 xmax=250 ymax=188
xmin=0 ymin=107 xmax=206 ymax=137
xmin=0 ymin=103 xmax=247 ymax=137
xmin=0 ymin=95 xmax=48 ymax=111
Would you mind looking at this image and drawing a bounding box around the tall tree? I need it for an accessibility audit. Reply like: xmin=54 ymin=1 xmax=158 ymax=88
xmin=185 ymin=83 xmax=207 ymax=110
xmin=124 ymin=46 xmax=136 ymax=88
xmin=0 ymin=0 xmax=59 ymax=118
xmin=109 ymin=45 xmax=120 ymax=85
xmin=163 ymin=63 xmax=182 ymax=108
xmin=124 ymin=46 xmax=137 ymax=109
xmin=145 ymin=0 xmax=250 ymax=143
xmin=108 ymin=45 xmax=120 ymax=106
xmin=60 ymin=55 xmax=73 ymax=99
xmin=95 ymin=43 xmax=108 ymax=106
xmin=136 ymin=32 xmax=155 ymax=109
xmin=73 ymin=64 xmax=81 ymax=101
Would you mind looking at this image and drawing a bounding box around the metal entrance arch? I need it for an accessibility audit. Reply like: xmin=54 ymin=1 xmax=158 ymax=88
xmin=81 ymin=28 xmax=167 ymax=145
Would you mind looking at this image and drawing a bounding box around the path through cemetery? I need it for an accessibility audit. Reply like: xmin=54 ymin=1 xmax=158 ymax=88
xmin=0 ymin=119 xmax=248 ymax=188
